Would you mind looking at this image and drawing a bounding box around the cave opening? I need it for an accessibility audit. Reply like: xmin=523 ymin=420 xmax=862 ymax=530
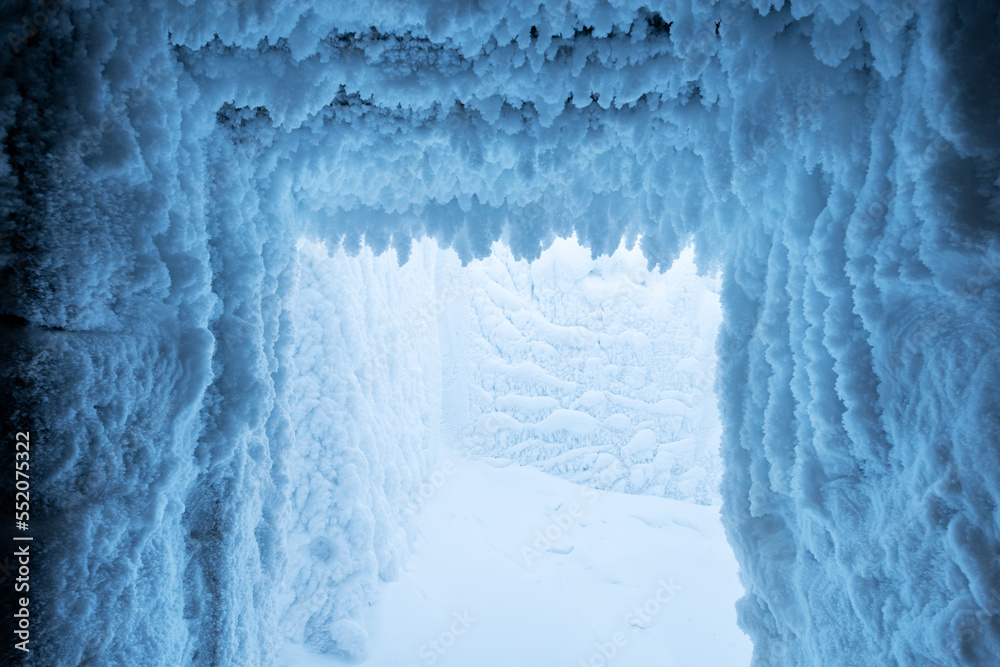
xmin=275 ymin=235 xmax=749 ymax=665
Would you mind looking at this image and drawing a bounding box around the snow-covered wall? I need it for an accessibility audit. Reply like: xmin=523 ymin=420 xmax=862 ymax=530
xmin=447 ymin=239 xmax=724 ymax=504
xmin=2 ymin=0 xmax=997 ymax=665
xmin=274 ymin=239 xmax=444 ymax=658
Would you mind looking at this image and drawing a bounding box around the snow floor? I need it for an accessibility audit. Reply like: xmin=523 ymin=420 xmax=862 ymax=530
xmin=281 ymin=452 xmax=750 ymax=667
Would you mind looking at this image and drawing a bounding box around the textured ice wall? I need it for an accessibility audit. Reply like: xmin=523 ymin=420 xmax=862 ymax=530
xmin=447 ymin=239 xmax=724 ymax=504
xmin=2 ymin=0 xmax=998 ymax=665
xmin=274 ymin=239 xmax=443 ymax=659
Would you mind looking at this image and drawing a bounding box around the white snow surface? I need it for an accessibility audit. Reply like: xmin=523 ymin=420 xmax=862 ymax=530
xmin=2 ymin=1 xmax=998 ymax=666
xmin=271 ymin=235 xmax=729 ymax=664
xmin=279 ymin=454 xmax=750 ymax=667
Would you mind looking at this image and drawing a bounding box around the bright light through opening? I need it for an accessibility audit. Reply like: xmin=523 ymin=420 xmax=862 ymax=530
xmin=280 ymin=235 xmax=749 ymax=666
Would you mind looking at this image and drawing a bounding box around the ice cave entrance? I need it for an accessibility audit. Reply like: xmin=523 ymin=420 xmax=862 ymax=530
xmin=282 ymin=234 xmax=751 ymax=666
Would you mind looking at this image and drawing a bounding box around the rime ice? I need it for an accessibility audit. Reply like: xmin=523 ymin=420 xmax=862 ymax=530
xmin=3 ymin=1 xmax=998 ymax=666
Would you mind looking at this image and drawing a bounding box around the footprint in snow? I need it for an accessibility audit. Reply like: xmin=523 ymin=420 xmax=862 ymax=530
xmin=546 ymin=545 xmax=574 ymax=555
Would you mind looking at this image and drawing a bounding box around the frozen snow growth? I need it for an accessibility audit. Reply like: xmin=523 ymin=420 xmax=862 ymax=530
xmin=445 ymin=239 xmax=724 ymax=505
xmin=2 ymin=0 xmax=998 ymax=665
xmin=273 ymin=239 xmax=445 ymax=660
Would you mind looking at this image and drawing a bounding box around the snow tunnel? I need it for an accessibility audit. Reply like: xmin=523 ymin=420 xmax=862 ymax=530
xmin=273 ymin=236 xmax=745 ymax=664
xmin=1 ymin=1 xmax=998 ymax=666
